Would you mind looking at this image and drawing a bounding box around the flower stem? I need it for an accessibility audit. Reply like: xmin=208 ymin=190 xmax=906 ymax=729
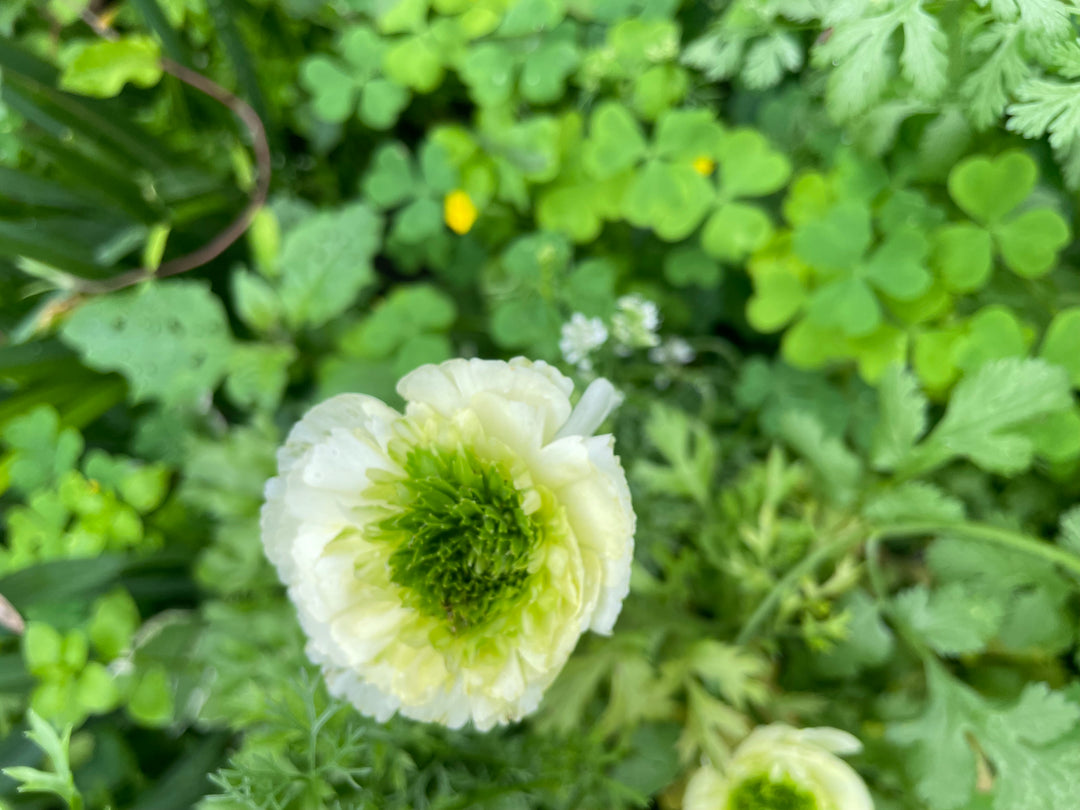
xmin=735 ymin=519 xmax=1080 ymax=646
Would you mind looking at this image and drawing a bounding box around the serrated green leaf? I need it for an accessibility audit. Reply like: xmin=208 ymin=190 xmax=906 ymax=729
xmin=278 ymin=204 xmax=382 ymax=329
xmin=778 ymin=411 xmax=862 ymax=506
xmin=907 ymin=358 xmax=1073 ymax=475
xmin=894 ymin=583 xmax=1005 ymax=656
xmin=60 ymin=281 xmax=234 ymax=408
xmin=871 ymin=364 xmax=927 ymax=470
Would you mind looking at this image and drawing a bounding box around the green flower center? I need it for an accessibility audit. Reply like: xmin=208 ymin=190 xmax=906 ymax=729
xmin=728 ymin=774 xmax=819 ymax=810
xmin=375 ymin=444 xmax=542 ymax=634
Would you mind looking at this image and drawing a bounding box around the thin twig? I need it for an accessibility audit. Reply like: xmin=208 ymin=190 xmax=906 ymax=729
xmin=74 ymin=10 xmax=271 ymax=295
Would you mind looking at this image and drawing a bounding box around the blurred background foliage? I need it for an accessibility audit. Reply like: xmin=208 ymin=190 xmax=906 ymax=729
xmin=1 ymin=0 xmax=1080 ymax=808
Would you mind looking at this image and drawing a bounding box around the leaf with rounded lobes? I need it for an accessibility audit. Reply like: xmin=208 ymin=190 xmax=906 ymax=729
xmin=621 ymin=161 xmax=713 ymax=241
xmin=1040 ymin=307 xmax=1080 ymax=387
xmin=537 ymin=184 xmax=604 ymax=243
xmin=653 ymin=108 xmax=724 ymax=160
xmin=717 ymin=129 xmax=791 ymax=198
xmin=521 ymin=40 xmax=580 ymax=105
xmin=359 ymin=78 xmax=410 ymax=130
xmin=863 ymin=229 xmax=931 ymax=301
xmin=59 ymin=35 xmax=162 ymax=98
xmin=631 ymin=64 xmax=688 ymax=120
xmin=806 ymin=277 xmax=882 ymax=337
xmin=931 ymin=223 xmax=993 ymax=293
xmin=947 ymin=150 xmax=1037 ymax=224
xmin=362 ymin=142 xmax=418 ymax=209
xmin=700 ymin=202 xmax=774 ymax=261
xmin=792 ymin=200 xmax=872 ymax=271
xmin=995 ymin=207 xmax=1070 ymax=278
xmin=460 ymin=42 xmax=516 ymax=106
xmin=339 ymin=24 xmax=385 ymax=75
xmin=663 ymin=246 xmax=722 ymax=289
xmin=582 ymin=102 xmax=647 ymax=180
xmin=300 ymin=57 xmax=357 ymax=122
xmin=383 ymin=35 xmax=444 ymax=92
xmin=951 ymin=306 xmax=1032 ymax=376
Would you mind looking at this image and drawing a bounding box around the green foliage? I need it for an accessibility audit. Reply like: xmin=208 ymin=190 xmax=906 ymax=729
xmin=890 ymin=664 xmax=1080 ymax=810
xmin=60 ymin=282 xmax=235 ymax=408
xmin=59 ymin=36 xmax=163 ymax=99
xmin=4 ymin=1 xmax=1080 ymax=809
xmin=2 ymin=711 xmax=83 ymax=810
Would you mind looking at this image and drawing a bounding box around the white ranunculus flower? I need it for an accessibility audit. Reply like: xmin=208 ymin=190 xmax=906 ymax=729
xmin=261 ymin=357 xmax=635 ymax=730
xmin=684 ymin=724 xmax=874 ymax=810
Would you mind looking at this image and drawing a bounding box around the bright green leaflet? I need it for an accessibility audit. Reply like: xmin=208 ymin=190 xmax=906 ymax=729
xmin=372 ymin=444 xmax=544 ymax=634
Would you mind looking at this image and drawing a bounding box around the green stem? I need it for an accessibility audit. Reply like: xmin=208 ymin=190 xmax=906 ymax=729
xmin=876 ymin=521 xmax=1080 ymax=580
xmin=735 ymin=519 xmax=1080 ymax=646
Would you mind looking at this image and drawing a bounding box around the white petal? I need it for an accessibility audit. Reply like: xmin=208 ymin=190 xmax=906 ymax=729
xmin=398 ymin=357 xmax=574 ymax=442
xmin=555 ymin=377 xmax=623 ymax=439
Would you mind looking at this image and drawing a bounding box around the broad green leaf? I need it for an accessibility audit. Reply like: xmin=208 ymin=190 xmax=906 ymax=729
xmin=363 ymin=143 xmax=417 ymax=208
xmin=621 ymin=162 xmax=712 ymax=241
xmin=224 ymin=344 xmax=296 ymax=412
xmin=537 ymin=184 xmax=604 ymax=243
xmin=460 ymin=43 xmax=516 ymax=106
xmin=700 ymin=202 xmax=774 ymax=261
xmin=59 ymin=36 xmax=163 ymax=98
xmin=127 ymin=665 xmax=174 ymax=726
xmin=2 ymin=406 xmax=83 ymax=495
xmin=631 ymin=64 xmax=688 ymax=120
xmin=60 ymin=281 xmax=234 ymax=408
xmin=583 ymin=102 xmax=647 ymax=180
xmin=663 ymin=246 xmax=722 ymax=288
xmin=231 ymin=269 xmax=282 ymax=333
xmin=299 ymin=57 xmax=357 ymax=122
xmin=947 ymin=150 xmax=1037 ymax=224
xmin=377 ymin=0 xmax=429 ymax=34
xmin=383 ymin=35 xmax=444 ymax=92
xmin=653 ymin=108 xmax=724 ymax=160
xmin=806 ymin=277 xmax=881 ymax=337
xmin=392 ymin=197 xmax=443 ymax=243
xmin=358 ymin=78 xmax=410 ymax=129
xmin=339 ymin=24 xmax=385 ymax=75
xmin=994 ymin=207 xmax=1070 ymax=278
xmin=278 ymin=204 xmax=382 ymax=328
xmin=931 ymin=223 xmax=993 ymax=292
xmin=88 ymin=589 xmax=139 ymax=661
xmin=951 ymin=306 xmax=1032 ymax=375
xmin=1040 ymin=307 xmax=1080 ymax=387
xmin=521 ymin=40 xmax=580 ymax=105
xmin=716 ymin=129 xmax=791 ymax=198
xmin=792 ymin=201 xmax=872 ymax=271
xmin=862 ymin=229 xmax=931 ymax=301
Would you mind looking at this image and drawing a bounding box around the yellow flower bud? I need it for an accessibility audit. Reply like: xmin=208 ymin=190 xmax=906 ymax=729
xmin=444 ymin=190 xmax=478 ymax=235
xmin=692 ymin=156 xmax=716 ymax=176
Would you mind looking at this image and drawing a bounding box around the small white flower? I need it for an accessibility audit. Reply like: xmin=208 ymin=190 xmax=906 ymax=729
xmin=559 ymin=313 xmax=609 ymax=371
xmin=261 ymin=358 xmax=635 ymax=730
xmin=649 ymin=337 xmax=695 ymax=366
xmin=684 ymin=724 xmax=874 ymax=810
xmin=612 ymin=294 xmax=661 ymax=354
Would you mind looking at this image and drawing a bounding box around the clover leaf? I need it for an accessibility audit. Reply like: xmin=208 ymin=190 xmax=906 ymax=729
xmin=947 ymin=150 xmax=1071 ymax=278
xmin=700 ymin=128 xmax=791 ymax=261
xmin=299 ymin=25 xmax=410 ymax=129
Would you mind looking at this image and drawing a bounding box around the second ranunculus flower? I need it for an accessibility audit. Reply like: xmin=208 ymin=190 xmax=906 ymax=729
xmin=261 ymin=357 xmax=635 ymax=730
